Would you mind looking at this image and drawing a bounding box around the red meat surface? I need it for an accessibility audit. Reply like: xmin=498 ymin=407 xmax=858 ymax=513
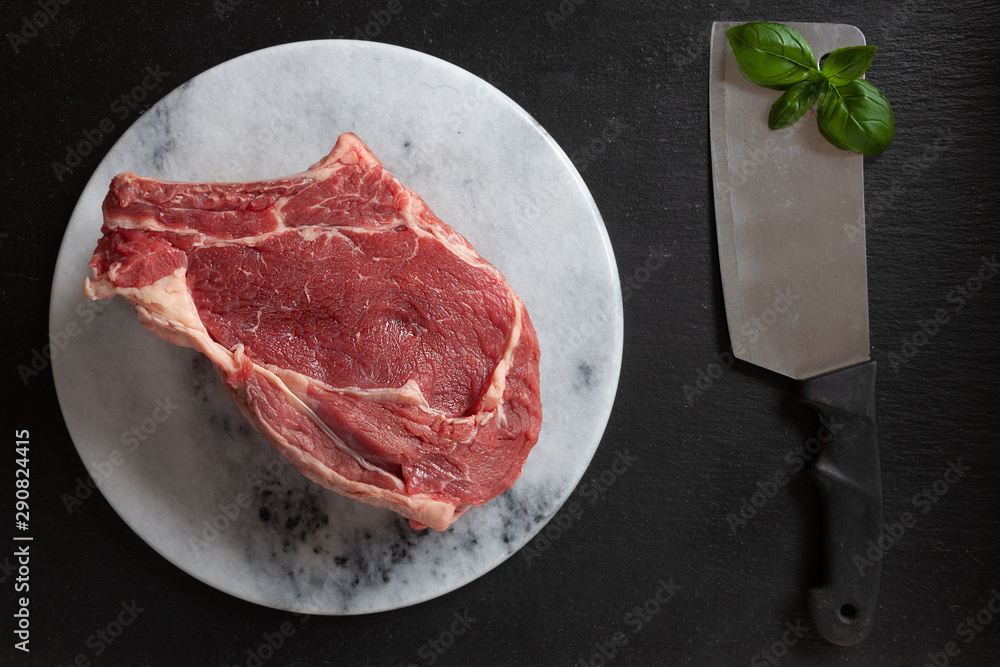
xmin=84 ymin=133 xmax=542 ymax=530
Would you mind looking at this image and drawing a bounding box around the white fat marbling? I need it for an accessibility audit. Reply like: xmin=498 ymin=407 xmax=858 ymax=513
xmin=50 ymin=40 xmax=622 ymax=614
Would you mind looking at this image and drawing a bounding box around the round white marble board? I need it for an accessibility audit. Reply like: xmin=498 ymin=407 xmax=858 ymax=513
xmin=50 ymin=40 xmax=624 ymax=614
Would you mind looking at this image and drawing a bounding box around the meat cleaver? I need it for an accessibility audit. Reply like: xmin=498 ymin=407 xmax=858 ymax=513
xmin=708 ymin=22 xmax=882 ymax=646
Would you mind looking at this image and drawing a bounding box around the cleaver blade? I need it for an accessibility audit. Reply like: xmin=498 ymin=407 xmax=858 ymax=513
xmin=709 ymin=22 xmax=883 ymax=646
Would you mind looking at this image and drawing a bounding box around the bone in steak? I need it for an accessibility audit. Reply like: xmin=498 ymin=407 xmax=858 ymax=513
xmin=83 ymin=132 xmax=542 ymax=531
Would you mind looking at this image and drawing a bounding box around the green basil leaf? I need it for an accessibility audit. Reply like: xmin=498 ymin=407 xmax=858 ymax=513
xmin=768 ymin=72 xmax=829 ymax=130
xmin=817 ymin=79 xmax=895 ymax=156
xmin=821 ymin=45 xmax=877 ymax=86
xmin=726 ymin=22 xmax=819 ymax=90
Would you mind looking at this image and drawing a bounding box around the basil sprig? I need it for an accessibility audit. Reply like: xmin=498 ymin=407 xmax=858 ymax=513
xmin=726 ymin=22 xmax=894 ymax=156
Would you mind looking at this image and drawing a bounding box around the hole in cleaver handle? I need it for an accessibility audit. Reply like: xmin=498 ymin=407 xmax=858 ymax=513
xmin=797 ymin=359 xmax=882 ymax=646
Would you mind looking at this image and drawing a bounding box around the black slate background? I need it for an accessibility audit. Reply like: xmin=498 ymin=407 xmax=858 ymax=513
xmin=2 ymin=1 xmax=999 ymax=665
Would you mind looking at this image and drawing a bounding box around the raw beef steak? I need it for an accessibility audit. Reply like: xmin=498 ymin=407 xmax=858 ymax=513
xmin=84 ymin=133 xmax=542 ymax=531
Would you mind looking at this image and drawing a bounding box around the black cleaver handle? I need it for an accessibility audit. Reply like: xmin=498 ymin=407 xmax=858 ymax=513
xmin=797 ymin=359 xmax=882 ymax=646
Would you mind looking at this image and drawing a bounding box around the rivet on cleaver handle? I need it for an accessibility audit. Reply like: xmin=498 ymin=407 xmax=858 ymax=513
xmin=798 ymin=360 xmax=881 ymax=646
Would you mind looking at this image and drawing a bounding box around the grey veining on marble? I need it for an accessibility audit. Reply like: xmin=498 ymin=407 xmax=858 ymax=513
xmin=50 ymin=40 xmax=623 ymax=614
